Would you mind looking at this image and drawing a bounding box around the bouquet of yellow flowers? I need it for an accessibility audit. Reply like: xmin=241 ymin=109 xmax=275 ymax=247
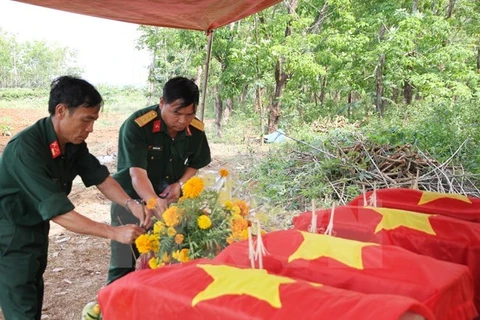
xmin=135 ymin=169 xmax=250 ymax=269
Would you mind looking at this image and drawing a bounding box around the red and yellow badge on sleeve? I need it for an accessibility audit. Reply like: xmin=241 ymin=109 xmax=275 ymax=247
xmin=215 ymin=230 xmax=476 ymax=320
xmin=293 ymin=205 xmax=480 ymax=311
xmin=98 ymin=259 xmax=434 ymax=320
xmin=349 ymin=188 xmax=480 ymax=223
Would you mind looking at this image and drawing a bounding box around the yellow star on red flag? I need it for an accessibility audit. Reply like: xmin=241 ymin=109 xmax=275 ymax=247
xmin=370 ymin=207 xmax=436 ymax=235
xmin=192 ymin=264 xmax=297 ymax=308
xmin=418 ymin=191 xmax=471 ymax=205
xmin=288 ymin=231 xmax=377 ymax=270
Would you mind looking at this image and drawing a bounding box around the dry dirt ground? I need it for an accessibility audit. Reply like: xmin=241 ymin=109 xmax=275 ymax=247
xmin=0 ymin=107 xmax=268 ymax=320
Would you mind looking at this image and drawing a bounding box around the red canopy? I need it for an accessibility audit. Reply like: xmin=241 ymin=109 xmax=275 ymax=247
xmin=13 ymin=0 xmax=282 ymax=31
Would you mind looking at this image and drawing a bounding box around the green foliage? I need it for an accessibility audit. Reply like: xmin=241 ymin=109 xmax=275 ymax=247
xmin=0 ymin=29 xmax=82 ymax=88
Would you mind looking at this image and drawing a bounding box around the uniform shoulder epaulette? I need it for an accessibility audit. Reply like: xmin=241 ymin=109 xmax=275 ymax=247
xmin=134 ymin=110 xmax=157 ymax=127
xmin=189 ymin=118 xmax=204 ymax=131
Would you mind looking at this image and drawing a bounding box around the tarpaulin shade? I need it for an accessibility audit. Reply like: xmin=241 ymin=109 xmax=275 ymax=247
xmin=98 ymin=259 xmax=434 ymax=320
xmin=292 ymin=205 xmax=480 ymax=311
xmin=349 ymin=188 xmax=480 ymax=223
xmin=13 ymin=0 xmax=282 ymax=31
xmin=214 ymin=230 xmax=477 ymax=320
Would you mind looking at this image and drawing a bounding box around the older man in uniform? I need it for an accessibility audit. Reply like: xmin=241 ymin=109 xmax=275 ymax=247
xmin=107 ymin=76 xmax=211 ymax=284
xmin=0 ymin=76 xmax=146 ymax=320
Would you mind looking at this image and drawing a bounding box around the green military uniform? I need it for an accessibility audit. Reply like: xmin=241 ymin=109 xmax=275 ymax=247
xmin=0 ymin=117 xmax=109 ymax=320
xmin=107 ymin=104 xmax=211 ymax=283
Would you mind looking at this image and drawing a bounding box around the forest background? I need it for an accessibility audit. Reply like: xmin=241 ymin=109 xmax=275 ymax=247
xmin=1 ymin=0 xmax=479 ymax=211
xmin=0 ymin=1 xmax=479 ymax=317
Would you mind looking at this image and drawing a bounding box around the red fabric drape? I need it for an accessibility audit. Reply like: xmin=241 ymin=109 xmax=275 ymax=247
xmin=349 ymin=188 xmax=480 ymax=223
xmin=98 ymin=259 xmax=434 ymax=320
xmin=14 ymin=0 xmax=282 ymax=31
xmin=293 ymin=205 xmax=480 ymax=311
xmin=214 ymin=229 xmax=476 ymax=320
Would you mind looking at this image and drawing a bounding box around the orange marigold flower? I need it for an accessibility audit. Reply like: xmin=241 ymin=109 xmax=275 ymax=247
xmin=146 ymin=197 xmax=157 ymax=210
xmin=162 ymin=206 xmax=180 ymax=227
xmin=175 ymin=233 xmax=184 ymax=244
xmin=219 ymin=168 xmax=229 ymax=178
xmin=135 ymin=234 xmax=151 ymax=254
xmin=167 ymin=226 xmax=177 ymax=237
xmin=161 ymin=252 xmax=171 ymax=263
xmin=226 ymin=235 xmax=235 ymax=244
xmin=182 ymin=177 xmax=204 ymax=199
xmin=230 ymin=214 xmax=249 ymax=233
xmin=172 ymin=248 xmax=190 ymax=263
xmin=234 ymin=200 xmax=249 ymax=216
xmin=197 ymin=214 xmax=212 ymax=230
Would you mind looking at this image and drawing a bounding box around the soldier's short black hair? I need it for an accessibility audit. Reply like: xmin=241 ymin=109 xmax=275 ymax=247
xmin=48 ymin=76 xmax=103 ymax=115
xmin=163 ymin=77 xmax=199 ymax=113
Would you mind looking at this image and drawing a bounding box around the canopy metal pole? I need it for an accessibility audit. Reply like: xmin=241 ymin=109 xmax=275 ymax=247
xmin=199 ymin=30 xmax=214 ymax=121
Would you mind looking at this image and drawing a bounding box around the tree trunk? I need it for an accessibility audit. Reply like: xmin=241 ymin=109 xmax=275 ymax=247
xmin=412 ymin=0 xmax=418 ymax=13
xmin=195 ymin=66 xmax=203 ymax=87
xmin=308 ymin=2 xmax=328 ymax=34
xmin=267 ymin=0 xmax=297 ymax=133
xmin=147 ymin=45 xmax=158 ymax=105
xmin=320 ymin=75 xmax=327 ymax=105
xmin=446 ymin=0 xmax=455 ymax=18
xmin=347 ymin=92 xmax=352 ymax=118
xmin=224 ymin=98 xmax=232 ymax=122
xmin=214 ymin=86 xmax=223 ymax=138
xmin=268 ymin=58 xmax=287 ymax=133
xmin=404 ymin=81 xmax=413 ymax=105
xmin=376 ymin=54 xmax=385 ymax=117
xmin=477 ymin=42 xmax=480 ymax=71
xmin=392 ymin=87 xmax=399 ymax=104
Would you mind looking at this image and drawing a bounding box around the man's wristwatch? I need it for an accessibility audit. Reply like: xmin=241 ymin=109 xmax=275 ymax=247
xmin=177 ymin=181 xmax=184 ymax=188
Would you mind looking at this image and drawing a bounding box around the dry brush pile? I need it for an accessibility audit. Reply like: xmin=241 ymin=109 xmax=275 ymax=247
xmin=309 ymin=139 xmax=480 ymax=205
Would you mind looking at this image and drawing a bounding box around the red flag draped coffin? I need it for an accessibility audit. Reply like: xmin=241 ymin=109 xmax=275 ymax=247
xmin=349 ymin=189 xmax=480 ymax=223
xmin=293 ymin=205 xmax=480 ymax=311
xmin=98 ymin=259 xmax=434 ymax=320
xmin=214 ymin=229 xmax=476 ymax=320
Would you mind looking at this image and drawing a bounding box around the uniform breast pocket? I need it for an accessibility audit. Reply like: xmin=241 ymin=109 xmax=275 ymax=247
xmin=182 ymin=152 xmax=193 ymax=167
xmin=147 ymin=148 xmax=164 ymax=161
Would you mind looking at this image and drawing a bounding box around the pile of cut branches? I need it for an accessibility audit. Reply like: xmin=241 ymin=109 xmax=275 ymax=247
xmin=321 ymin=139 xmax=480 ymax=204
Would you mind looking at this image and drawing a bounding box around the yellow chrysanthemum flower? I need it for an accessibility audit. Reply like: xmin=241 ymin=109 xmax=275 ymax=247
xmin=162 ymin=206 xmax=180 ymax=227
xmin=182 ymin=177 xmax=204 ymax=199
xmin=175 ymin=233 xmax=184 ymax=244
xmin=135 ymin=234 xmax=151 ymax=254
xmin=224 ymin=200 xmax=233 ymax=210
xmin=234 ymin=200 xmax=249 ymax=216
xmin=148 ymin=257 xmax=159 ymax=269
xmin=148 ymin=234 xmax=160 ymax=252
xmin=197 ymin=214 xmax=212 ymax=229
xmin=167 ymin=226 xmax=177 ymax=237
xmin=219 ymin=168 xmax=229 ymax=178
xmin=153 ymin=221 xmax=165 ymax=234
xmin=231 ymin=205 xmax=241 ymax=215
xmin=146 ymin=197 xmax=157 ymax=210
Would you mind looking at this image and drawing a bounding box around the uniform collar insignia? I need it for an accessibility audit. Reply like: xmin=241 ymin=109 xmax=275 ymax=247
xmin=153 ymin=120 xmax=161 ymax=133
xmin=50 ymin=140 xmax=61 ymax=159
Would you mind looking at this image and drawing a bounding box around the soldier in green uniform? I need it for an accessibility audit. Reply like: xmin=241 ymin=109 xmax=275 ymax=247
xmin=107 ymin=76 xmax=211 ymax=284
xmin=0 ymin=76 xmax=146 ymax=320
